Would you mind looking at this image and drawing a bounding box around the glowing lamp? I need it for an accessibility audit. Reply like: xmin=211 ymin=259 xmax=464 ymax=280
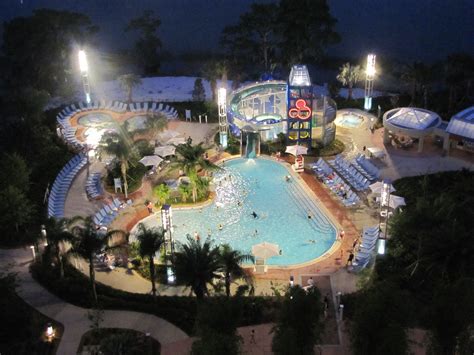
xmin=377 ymin=238 xmax=386 ymax=255
xmin=366 ymin=54 xmax=376 ymax=78
xmin=45 ymin=323 xmax=55 ymax=341
xmin=78 ymin=50 xmax=88 ymax=73
xmin=218 ymin=88 xmax=227 ymax=106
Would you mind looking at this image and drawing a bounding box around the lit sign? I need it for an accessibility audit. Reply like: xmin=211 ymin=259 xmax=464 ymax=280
xmin=288 ymin=99 xmax=312 ymax=120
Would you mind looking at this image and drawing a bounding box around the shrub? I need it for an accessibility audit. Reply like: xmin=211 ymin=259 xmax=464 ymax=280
xmin=30 ymin=262 xmax=281 ymax=335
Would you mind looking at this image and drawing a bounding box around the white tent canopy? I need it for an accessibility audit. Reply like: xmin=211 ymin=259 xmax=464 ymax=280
xmin=369 ymin=181 xmax=395 ymax=194
xmin=165 ymin=136 xmax=187 ymax=145
xmin=367 ymin=147 xmax=385 ymax=159
xmin=389 ymin=195 xmax=406 ymax=209
xmin=285 ymin=145 xmax=308 ymax=156
xmin=139 ymin=155 xmax=163 ymax=167
xmin=386 ymin=107 xmax=440 ymax=131
xmin=251 ymin=242 xmax=280 ymax=260
xmin=158 ymin=130 xmax=181 ymax=141
xmin=154 ymin=145 xmax=176 ymax=157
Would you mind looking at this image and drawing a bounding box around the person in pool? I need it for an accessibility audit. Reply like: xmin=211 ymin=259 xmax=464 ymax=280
xmin=218 ymin=224 xmax=223 ymax=230
xmin=251 ymin=211 xmax=258 ymax=219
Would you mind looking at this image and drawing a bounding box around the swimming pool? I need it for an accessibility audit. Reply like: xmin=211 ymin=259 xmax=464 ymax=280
xmin=337 ymin=114 xmax=364 ymax=128
xmin=136 ymin=158 xmax=337 ymax=266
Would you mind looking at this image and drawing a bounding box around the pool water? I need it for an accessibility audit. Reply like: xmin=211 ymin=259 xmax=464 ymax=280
xmin=338 ymin=114 xmax=364 ymax=128
xmin=139 ymin=158 xmax=336 ymax=266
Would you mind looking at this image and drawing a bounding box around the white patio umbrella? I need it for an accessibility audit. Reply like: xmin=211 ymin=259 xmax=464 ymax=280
xmin=158 ymin=130 xmax=181 ymax=141
xmin=154 ymin=145 xmax=176 ymax=157
xmin=166 ymin=136 xmax=187 ymax=145
xmin=285 ymin=145 xmax=308 ymax=156
xmin=388 ymin=195 xmax=406 ymax=209
xmin=139 ymin=155 xmax=163 ymax=167
xmin=251 ymin=242 xmax=280 ymax=260
xmin=369 ymin=181 xmax=396 ymax=194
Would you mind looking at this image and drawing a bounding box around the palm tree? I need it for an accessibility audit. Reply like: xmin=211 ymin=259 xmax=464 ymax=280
xmin=178 ymin=183 xmax=192 ymax=202
xmin=153 ymin=183 xmax=170 ymax=206
xmin=118 ymin=74 xmax=142 ymax=103
xmin=336 ymin=63 xmax=362 ymax=100
xmin=99 ymin=130 xmax=135 ymax=198
xmin=173 ymin=236 xmax=221 ymax=299
xmin=172 ymin=142 xmax=218 ymax=203
xmin=69 ymin=217 xmax=120 ymax=303
xmin=400 ymin=62 xmax=431 ymax=106
xmin=145 ymin=112 xmax=167 ymax=136
xmin=43 ymin=217 xmax=77 ymax=278
xmin=202 ymin=61 xmax=227 ymax=101
xmin=218 ymin=244 xmax=254 ymax=297
xmin=135 ymin=223 xmax=165 ymax=297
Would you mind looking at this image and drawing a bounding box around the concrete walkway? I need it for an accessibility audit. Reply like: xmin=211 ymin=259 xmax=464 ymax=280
xmin=0 ymin=248 xmax=189 ymax=355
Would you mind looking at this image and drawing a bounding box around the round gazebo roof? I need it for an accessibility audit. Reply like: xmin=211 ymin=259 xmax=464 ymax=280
xmin=383 ymin=107 xmax=441 ymax=137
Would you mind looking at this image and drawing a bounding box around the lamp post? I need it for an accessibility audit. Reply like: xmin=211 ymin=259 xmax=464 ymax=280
xmin=78 ymin=50 xmax=91 ymax=104
xmin=161 ymin=205 xmax=174 ymax=256
xmin=364 ymin=54 xmax=376 ymax=111
xmin=161 ymin=204 xmax=175 ymax=284
xmin=377 ymin=181 xmax=391 ymax=255
xmin=217 ymin=87 xmax=228 ymax=148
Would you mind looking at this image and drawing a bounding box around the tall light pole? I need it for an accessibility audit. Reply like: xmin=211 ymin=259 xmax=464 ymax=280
xmin=78 ymin=50 xmax=91 ymax=104
xmin=218 ymin=87 xmax=228 ymax=148
xmin=364 ymin=54 xmax=376 ymax=111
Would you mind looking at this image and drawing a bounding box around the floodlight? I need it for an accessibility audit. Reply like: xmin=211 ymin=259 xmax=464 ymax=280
xmin=78 ymin=50 xmax=88 ymax=73
xmin=218 ymin=88 xmax=227 ymax=106
xmin=366 ymin=54 xmax=376 ymax=78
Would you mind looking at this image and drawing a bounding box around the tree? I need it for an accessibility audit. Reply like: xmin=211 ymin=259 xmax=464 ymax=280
xmin=2 ymin=9 xmax=97 ymax=94
xmin=401 ymin=62 xmax=432 ymax=107
xmin=350 ymin=282 xmax=412 ymax=355
xmin=428 ymin=278 xmax=474 ymax=355
xmin=125 ymin=10 xmax=162 ymax=75
xmin=43 ymin=217 xmax=76 ymax=278
xmin=135 ymin=223 xmax=165 ymax=297
xmin=192 ymin=78 xmax=206 ymax=102
xmin=192 ymin=298 xmax=243 ymax=355
xmin=69 ymin=217 xmax=118 ymax=303
xmin=173 ymin=236 xmax=221 ymax=299
xmin=218 ymin=244 xmax=254 ymax=297
xmin=153 ymin=183 xmax=170 ymax=206
xmin=277 ymin=0 xmax=340 ymax=65
xmin=0 ymin=186 xmax=33 ymax=236
xmin=172 ymin=142 xmax=218 ymax=203
xmin=144 ymin=113 xmax=167 ymax=136
xmin=272 ymin=285 xmax=324 ymax=354
xmin=99 ymin=130 xmax=136 ymax=198
xmin=443 ymin=53 xmax=474 ymax=112
xmin=118 ymin=74 xmax=142 ymax=103
xmin=220 ymin=3 xmax=279 ymax=73
xmin=201 ymin=61 xmax=228 ymax=102
xmin=336 ymin=63 xmax=362 ymax=100
xmin=178 ymin=183 xmax=192 ymax=203
xmin=0 ymin=153 xmax=31 ymax=193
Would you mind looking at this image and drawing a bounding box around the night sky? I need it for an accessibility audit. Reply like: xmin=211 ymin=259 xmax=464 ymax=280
xmin=1 ymin=0 xmax=473 ymax=62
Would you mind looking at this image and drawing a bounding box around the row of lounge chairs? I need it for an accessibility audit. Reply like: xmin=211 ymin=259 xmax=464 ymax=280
xmin=328 ymin=155 xmax=370 ymax=191
xmin=92 ymin=198 xmax=125 ymax=228
xmin=48 ymin=154 xmax=87 ymax=218
xmin=349 ymin=226 xmax=381 ymax=272
xmin=352 ymin=154 xmax=380 ymax=181
xmin=129 ymin=102 xmax=178 ymax=119
xmin=310 ymin=158 xmax=360 ymax=207
xmin=86 ymin=173 xmax=103 ymax=200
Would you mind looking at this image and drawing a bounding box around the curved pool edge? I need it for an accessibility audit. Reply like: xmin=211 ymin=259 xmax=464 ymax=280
xmin=130 ymin=154 xmax=342 ymax=270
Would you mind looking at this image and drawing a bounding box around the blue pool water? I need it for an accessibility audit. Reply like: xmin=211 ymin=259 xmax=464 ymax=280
xmin=339 ymin=114 xmax=364 ymax=128
xmin=139 ymin=158 xmax=336 ymax=265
